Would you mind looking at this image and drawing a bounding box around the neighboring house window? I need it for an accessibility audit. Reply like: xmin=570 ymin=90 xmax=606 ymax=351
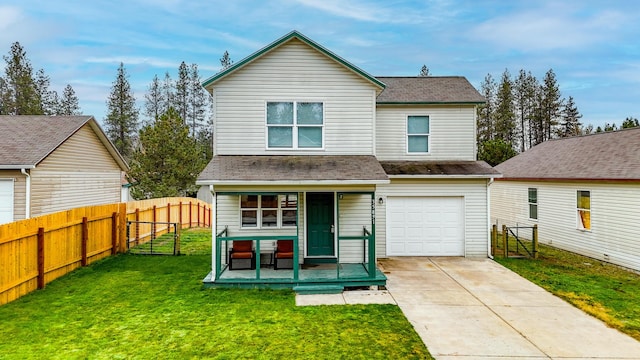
xmin=577 ymin=190 xmax=591 ymax=230
xmin=528 ymin=188 xmax=538 ymax=220
xmin=266 ymin=102 xmax=323 ymax=149
xmin=240 ymin=194 xmax=298 ymax=228
xmin=407 ymin=115 xmax=430 ymax=153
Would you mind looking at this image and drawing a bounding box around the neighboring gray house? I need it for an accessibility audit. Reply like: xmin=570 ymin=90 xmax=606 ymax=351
xmin=492 ymin=128 xmax=640 ymax=271
xmin=196 ymin=31 xmax=499 ymax=289
xmin=0 ymin=116 xmax=128 ymax=224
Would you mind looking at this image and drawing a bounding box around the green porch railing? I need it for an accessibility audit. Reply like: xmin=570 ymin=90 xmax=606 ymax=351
xmin=215 ymin=233 xmax=299 ymax=281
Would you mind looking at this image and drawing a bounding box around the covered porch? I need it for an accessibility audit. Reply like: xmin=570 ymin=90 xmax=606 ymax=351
xmin=198 ymin=155 xmax=390 ymax=292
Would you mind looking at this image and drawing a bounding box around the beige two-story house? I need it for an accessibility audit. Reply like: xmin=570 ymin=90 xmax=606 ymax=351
xmin=196 ymin=31 xmax=499 ymax=291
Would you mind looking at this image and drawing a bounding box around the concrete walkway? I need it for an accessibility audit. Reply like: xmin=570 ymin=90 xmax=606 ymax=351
xmin=379 ymin=257 xmax=640 ymax=360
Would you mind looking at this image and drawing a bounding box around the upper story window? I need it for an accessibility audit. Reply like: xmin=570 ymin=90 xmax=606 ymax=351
xmin=577 ymin=190 xmax=591 ymax=231
xmin=407 ymin=115 xmax=430 ymax=153
xmin=266 ymin=102 xmax=323 ymax=149
xmin=528 ymin=188 xmax=538 ymax=220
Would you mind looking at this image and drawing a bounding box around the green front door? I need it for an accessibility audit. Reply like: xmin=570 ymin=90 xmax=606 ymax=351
xmin=306 ymin=193 xmax=334 ymax=256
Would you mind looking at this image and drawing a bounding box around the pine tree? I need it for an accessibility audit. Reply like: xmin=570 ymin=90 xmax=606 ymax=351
xmin=540 ymin=69 xmax=562 ymax=141
xmin=494 ymin=69 xmax=516 ymax=148
xmin=476 ymin=73 xmax=497 ymax=148
xmin=128 ymin=107 xmax=207 ymax=199
xmin=478 ymin=138 xmax=517 ymax=166
xmin=514 ymin=70 xmax=538 ymax=151
xmin=175 ymin=61 xmax=189 ymax=123
xmin=59 ymin=84 xmax=80 ymax=115
xmin=559 ymin=96 xmax=582 ymax=137
xmin=220 ymin=51 xmax=233 ymax=70
xmin=1 ymin=42 xmax=41 ymax=115
xmin=144 ymin=74 xmax=164 ymax=123
xmin=188 ymin=63 xmax=209 ymax=139
xmin=104 ymin=62 xmax=139 ymax=161
xmin=33 ymin=69 xmax=58 ymax=115
xmin=161 ymin=71 xmax=174 ymax=116
xmin=419 ymin=65 xmax=429 ymax=76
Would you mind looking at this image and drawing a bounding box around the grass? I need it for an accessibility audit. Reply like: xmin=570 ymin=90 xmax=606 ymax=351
xmin=495 ymin=241 xmax=640 ymax=341
xmin=0 ymin=228 xmax=432 ymax=360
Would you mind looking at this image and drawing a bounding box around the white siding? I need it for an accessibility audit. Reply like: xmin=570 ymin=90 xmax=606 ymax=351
xmin=0 ymin=170 xmax=26 ymax=220
xmin=491 ymin=180 xmax=640 ymax=271
xmin=337 ymin=194 xmax=371 ymax=263
xmin=376 ymin=179 xmax=489 ymax=258
xmin=490 ymin=181 xmax=538 ymax=232
xmin=30 ymin=125 xmax=122 ymax=216
xmin=376 ymin=105 xmax=477 ymax=161
xmin=212 ymin=39 xmax=378 ymax=155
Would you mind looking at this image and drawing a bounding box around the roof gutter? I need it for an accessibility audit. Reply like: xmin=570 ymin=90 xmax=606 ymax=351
xmin=196 ymin=179 xmax=391 ymax=186
xmin=0 ymin=165 xmax=35 ymax=170
xmin=20 ymin=168 xmax=30 ymax=219
xmin=387 ymin=174 xmax=502 ymax=179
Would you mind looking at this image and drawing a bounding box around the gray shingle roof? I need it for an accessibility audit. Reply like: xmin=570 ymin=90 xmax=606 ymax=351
xmin=0 ymin=115 xmax=128 ymax=170
xmin=197 ymin=155 xmax=389 ymax=183
xmin=495 ymin=128 xmax=640 ymax=180
xmin=381 ymin=161 xmax=500 ymax=177
xmin=375 ymin=76 xmax=485 ymax=104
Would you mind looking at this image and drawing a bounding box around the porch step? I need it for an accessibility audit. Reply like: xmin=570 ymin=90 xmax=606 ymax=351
xmin=293 ymin=285 xmax=344 ymax=295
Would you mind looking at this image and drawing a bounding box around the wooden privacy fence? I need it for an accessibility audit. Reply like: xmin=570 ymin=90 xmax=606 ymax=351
xmin=0 ymin=197 xmax=210 ymax=305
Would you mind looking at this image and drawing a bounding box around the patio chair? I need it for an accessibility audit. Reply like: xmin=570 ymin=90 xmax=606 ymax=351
xmin=274 ymin=240 xmax=294 ymax=270
xmin=228 ymin=240 xmax=255 ymax=270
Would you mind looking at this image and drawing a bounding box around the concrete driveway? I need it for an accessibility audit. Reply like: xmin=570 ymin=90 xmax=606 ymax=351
xmin=378 ymin=257 xmax=640 ymax=360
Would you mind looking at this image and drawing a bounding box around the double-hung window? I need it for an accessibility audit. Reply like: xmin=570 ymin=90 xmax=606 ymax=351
xmin=528 ymin=188 xmax=538 ymax=220
xmin=267 ymin=102 xmax=323 ymax=149
xmin=577 ymin=190 xmax=591 ymax=230
xmin=407 ymin=115 xmax=430 ymax=153
xmin=240 ymin=194 xmax=298 ymax=229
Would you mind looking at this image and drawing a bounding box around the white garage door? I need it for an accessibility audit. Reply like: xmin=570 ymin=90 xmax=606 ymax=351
xmin=0 ymin=179 xmax=14 ymax=225
xmin=387 ymin=196 xmax=464 ymax=256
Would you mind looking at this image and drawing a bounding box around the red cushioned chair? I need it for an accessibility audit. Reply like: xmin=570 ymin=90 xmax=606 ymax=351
xmin=228 ymin=240 xmax=255 ymax=270
xmin=274 ymin=240 xmax=294 ymax=270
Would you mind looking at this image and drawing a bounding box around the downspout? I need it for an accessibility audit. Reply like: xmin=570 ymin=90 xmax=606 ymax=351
xmin=487 ymin=177 xmax=494 ymax=259
xmin=20 ymin=168 xmax=31 ymax=219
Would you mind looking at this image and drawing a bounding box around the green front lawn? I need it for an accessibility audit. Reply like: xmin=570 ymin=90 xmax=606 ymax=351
xmin=0 ymin=229 xmax=431 ymax=359
xmin=495 ymin=243 xmax=640 ymax=341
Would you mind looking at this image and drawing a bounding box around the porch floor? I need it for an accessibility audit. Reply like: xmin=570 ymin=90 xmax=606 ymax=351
xmin=203 ymin=263 xmax=387 ymax=289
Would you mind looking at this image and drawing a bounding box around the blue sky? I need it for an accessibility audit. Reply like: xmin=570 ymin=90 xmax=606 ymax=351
xmin=1 ymin=0 xmax=638 ymax=129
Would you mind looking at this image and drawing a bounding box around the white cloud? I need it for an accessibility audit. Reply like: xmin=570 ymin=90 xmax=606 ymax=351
xmin=291 ymin=0 xmax=424 ymax=24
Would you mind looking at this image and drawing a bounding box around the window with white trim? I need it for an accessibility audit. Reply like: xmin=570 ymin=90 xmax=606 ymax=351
xmin=577 ymin=190 xmax=590 ymax=230
xmin=266 ymin=102 xmax=323 ymax=149
xmin=528 ymin=188 xmax=538 ymax=220
xmin=407 ymin=115 xmax=430 ymax=153
xmin=240 ymin=194 xmax=298 ymax=229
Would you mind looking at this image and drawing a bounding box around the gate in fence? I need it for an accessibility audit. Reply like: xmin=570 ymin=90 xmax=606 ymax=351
xmin=492 ymin=224 xmax=538 ymax=259
xmin=126 ymin=221 xmax=181 ymax=255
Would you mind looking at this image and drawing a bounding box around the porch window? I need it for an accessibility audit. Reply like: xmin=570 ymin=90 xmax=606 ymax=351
xmin=577 ymin=190 xmax=590 ymax=230
xmin=528 ymin=188 xmax=538 ymax=220
xmin=240 ymin=194 xmax=298 ymax=229
xmin=267 ymin=102 xmax=323 ymax=149
xmin=407 ymin=115 xmax=430 ymax=153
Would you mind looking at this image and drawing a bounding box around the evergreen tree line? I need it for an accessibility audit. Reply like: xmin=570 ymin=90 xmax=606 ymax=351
xmin=104 ymin=58 xmax=224 ymax=199
xmin=476 ymin=68 xmax=639 ymax=166
xmin=0 ymin=42 xmax=80 ymax=116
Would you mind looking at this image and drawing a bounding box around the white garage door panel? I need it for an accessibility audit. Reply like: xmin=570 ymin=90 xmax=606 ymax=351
xmin=387 ymin=197 xmax=464 ymax=256
xmin=0 ymin=180 xmax=14 ymax=225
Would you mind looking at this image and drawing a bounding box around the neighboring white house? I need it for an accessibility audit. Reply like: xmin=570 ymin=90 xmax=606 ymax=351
xmin=196 ymin=31 xmax=499 ymax=288
xmin=492 ymin=128 xmax=640 ymax=271
xmin=0 ymin=116 xmax=129 ymax=224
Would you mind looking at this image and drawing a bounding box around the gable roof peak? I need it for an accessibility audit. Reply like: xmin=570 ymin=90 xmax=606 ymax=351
xmin=201 ymin=30 xmax=385 ymax=89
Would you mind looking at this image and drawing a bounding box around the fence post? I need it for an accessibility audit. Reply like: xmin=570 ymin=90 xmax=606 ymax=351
xmin=167 ymin=203 xmax=171 ymax=224
xmin=152 ymin=205 xmax=157 ymax=239
xmin=492 ymin=224 xmax=497 ymax=256
xmin=502 ymin=225 xmax=508 ymax=258
xmin=37 ymin=227 xmax=45 ymax=289
xmin=179 ymin=201 xmax=183 ymax=229
xmin=197 ymin=204 xmax=201 ymax=227
xmin=81 ymin=217 xmax=88 ymax=266
xmin=119 ymin=203 xmax=127 ymax=252
xmin=189 ymin=202 xmax=193 ymax=228
xmin=111 ymin=212 xmax=118 ymax=255
xmin=135 ymin=208 xmax=140 ymax=245
xmin=533 ymin=224 xmax=539 ymax=259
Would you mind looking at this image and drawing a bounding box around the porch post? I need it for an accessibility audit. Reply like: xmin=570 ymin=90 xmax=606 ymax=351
xmin=211 ymin=190 xmax=218 ymax=280
xmin=369 ymin=192 xmax=376 ymax=278
xmin=293 ymin=192 xmax=300 ymax=281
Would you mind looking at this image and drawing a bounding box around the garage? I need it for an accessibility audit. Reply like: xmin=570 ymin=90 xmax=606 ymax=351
xmin=0 ymin=179 xmax=14 ymax=225
xmin=386 ymin=196 xmax=465 ymax=256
